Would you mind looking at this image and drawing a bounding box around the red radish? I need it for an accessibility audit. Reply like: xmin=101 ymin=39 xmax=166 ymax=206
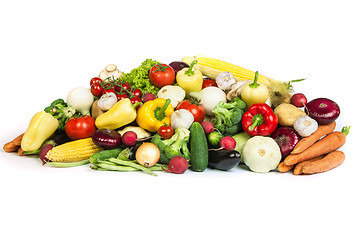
xmin=291 ymin=93 xmax=307 ymax=107
xmin=121 ymin=131 xmax=138 ymax=146
xmin=39 ymin=144 xmax=54 ymax=165
xmin=219 ymin=136 xmax=236 ymax=151
xmin=142 ymin=93 xmax=156 ymax=103
xmin=200 ymin=121 xmax=214 ymax=135
xmin=162 ymin=156 xmax=189 ymax=174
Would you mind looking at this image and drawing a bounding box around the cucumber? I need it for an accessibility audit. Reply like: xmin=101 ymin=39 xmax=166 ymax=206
xmin=90 ymin=148 xmax=122 ymax=164
xmin=189 ymin=122 xmax=208 ymax=172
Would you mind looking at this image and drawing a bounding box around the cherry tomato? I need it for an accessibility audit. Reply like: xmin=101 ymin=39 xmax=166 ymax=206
xmin=149 ymin=64 xmax=175 ymax=88
xmin=130 ymin=97 xmax=142 ymax=110
xmin=65 ymin=115 xmax=96 ymax=140
xmin=158 ymin=125 xmax=174 ymax=140
xmin=131 ymin=88 xmax=142 ymax=98
xmin=102 ymin=88 xmax=116 ymax=95
xmin=117 ymin=93 xmax=128 ymax=101
xmin=177 ymin=100 xmax=206 ymax=123
xmin=90 ymin=77 xmax=102 ymax=86
xmin=121 ymin=82 xmax=131 ymax=91
xmin=202 ymin=78 xmax=218 ymax=89
xmin=91 ymin=82 xmax=103 ymax=97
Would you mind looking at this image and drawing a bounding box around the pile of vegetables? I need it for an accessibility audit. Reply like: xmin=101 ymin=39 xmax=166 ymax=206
xmin=3 ymin=55 xmax=350 ymax=176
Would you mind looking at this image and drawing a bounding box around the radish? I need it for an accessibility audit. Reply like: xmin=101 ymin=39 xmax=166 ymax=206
xmin=121 ymin=131 xmax=138 ymax=146
xmin=162 ymin=156 xmax=189 ymax=174
xmin=200 ymin=121 xmax=214 ymax=135
xmin=291 ymin=93 xmax=307 ymax=107
xmin=219 ymin=136 xmax=236 ymax=151
xmin=39 ymin=144 xmax=54 ymax=165
xmin=142 ymin=93 xmax=156 ymax=103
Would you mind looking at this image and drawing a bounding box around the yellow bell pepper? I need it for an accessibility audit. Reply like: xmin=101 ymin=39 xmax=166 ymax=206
xmin=21 ymin=111 xmax=59 ymax=152
xmin=95 ymin=98 xmax=140 ymax=130
xmin=176 ymin=60 xmax=203 ymax=96
xmin=136 ymin=98 xmax=174 ymax=132
xmin=241 ymin=71 xmax=269 ymax=108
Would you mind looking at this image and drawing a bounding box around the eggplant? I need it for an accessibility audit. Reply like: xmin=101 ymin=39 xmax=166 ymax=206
xmin=92 ymin=129 xmax=122 ymax=149
xmin=208 ymin=149 xmax=241 ymax=171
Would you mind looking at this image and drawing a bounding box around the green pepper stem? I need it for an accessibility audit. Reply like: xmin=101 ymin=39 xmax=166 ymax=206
xmin=248 ymin=114 xmax=264 ymax=132
xmin=185 ymin=60 xmax=197 ymax=76
xmin=132 ymin=101 xmax=142 ymax=109
xmin=249 ymin=71 xmax=260 ymax=88
xmin=155 ymin=99 xmax=171 ymax=121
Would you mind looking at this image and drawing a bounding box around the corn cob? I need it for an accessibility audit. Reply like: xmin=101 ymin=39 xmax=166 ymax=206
xmin=45 ymin=138 xmax=103 ymax=163
xmin=182 ymin=55 xmax=272 ymax=85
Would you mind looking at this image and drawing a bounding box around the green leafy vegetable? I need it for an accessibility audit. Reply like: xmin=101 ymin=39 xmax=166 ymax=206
xmin=120 ymin=59 xmax=160 ymax=95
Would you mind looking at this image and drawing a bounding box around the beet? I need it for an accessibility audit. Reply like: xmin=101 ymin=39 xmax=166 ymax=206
xmin=305 ymin=98 xmax=340 ymax=125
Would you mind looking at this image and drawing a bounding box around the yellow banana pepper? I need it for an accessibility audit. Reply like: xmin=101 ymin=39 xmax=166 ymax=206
xmin=136 ymin=98 xmax=174 ymax=132
xmin=95 ymin=98 xmax=140 ymax=130
xmin=21 ymin=111 xmax=59 ymax=152
xmin=176 ymin=60 xmax=203 ymax=97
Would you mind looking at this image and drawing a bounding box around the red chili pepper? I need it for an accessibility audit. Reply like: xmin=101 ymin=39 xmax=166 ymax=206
xmin=241 ymin=103 xmax=278 ymax=136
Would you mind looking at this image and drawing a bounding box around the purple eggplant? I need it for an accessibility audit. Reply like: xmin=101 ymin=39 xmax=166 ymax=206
xmin=208 ymin=149 xmax=241 ymax=171
xmin=92 ymin=129 xmax=122 ymax=149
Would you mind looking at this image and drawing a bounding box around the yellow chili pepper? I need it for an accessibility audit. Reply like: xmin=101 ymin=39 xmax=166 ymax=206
xmin=241 ymin=71 xmax=269 ymax=108
xmin=176 ymin=60 xmax=203 ymax=97
xmin=95 ymin=98 xmax=140 ymax=130
xmin=21 ymin=111 xmax=59 ymax=152
xmin=136 ymin=98 xmax=174 ymax=132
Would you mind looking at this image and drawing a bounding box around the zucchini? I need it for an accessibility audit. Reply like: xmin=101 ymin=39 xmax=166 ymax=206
xmin=189 ymin=122 xmax=208 ymax=172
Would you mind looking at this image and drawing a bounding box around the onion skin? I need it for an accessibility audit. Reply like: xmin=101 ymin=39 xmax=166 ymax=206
xmin=92 ymin=129 xmax=122 ymax=149
xmin=270 ymin=127 xmax=301 ymax=159
xmin=305 ymin=98 xmax=340 ymax=125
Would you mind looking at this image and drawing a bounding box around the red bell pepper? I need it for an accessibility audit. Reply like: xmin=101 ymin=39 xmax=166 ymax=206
xmin=241 ymin=103 xmax=278 ymax=136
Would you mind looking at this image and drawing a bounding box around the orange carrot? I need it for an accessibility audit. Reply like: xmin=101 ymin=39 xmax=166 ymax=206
xmin=291 ymin=121 xmax=336 ymax=154
xmin=277 ymin=161 xmax=294 ymax=173
xmin=293 ymin=155 xmax=324 ymax=175
xmin=3 ymin=133 xmax=24 ymax=152
xmin=302 ymin=151 xmax=345 ymax=174
xmin=17 ymin=147 xmax=27 ymax=156
xmin=284 ymin=126 xmax=350 ymax=166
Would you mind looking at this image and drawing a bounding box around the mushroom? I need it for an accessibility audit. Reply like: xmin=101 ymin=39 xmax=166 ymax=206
xmin=99 ymin=64 xmax=124 ymax=81
xmin=226 ymin=80 xmax=251 ymax=101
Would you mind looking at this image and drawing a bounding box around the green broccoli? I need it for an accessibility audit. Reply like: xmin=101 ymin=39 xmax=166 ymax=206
xmin=212 ymin=97 xmax=246 ymax=136
xmin=151 ymin=127 xmax=191 ymax=164
xmin=44 ymin=98 xmax=77 ymax=132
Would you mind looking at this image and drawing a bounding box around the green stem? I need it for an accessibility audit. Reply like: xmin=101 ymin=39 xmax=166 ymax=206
xmin=249 ymin=71 xmax=260 ymax=88
xmin=341 ymin=126 xmax=351 ymax=136
xmin=154 ymin=64 xmax=169 ymax=73
xmin=132 ymin=101 xmax=142 ymax=109
xmin=248 ymin=114 xmax=264 ymax=132
xmin=185 ymin=60 xmax=197 ymax=76
xmin=154 ymin=99 xmax=171 ymax=121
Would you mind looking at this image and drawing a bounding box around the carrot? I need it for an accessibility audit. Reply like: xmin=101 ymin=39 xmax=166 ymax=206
xmin=284 ymin=126 xmax=350 ymax=166
xmin=17 ymin=147 xmax=27 ymax=156
xmin=3 ymin=133 xmax=24 ymax=152
xmin=293 ymin=155 xmax=324 ymax=175
xmin=277 ymin=161 xmax=294 ymax=173
xmin=291 ymin=121 xmax=336 ymax=154
xmin=302 ymin=151 xmax=345 ymax=174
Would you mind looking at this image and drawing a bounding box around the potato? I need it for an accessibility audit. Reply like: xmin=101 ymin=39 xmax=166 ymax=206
xmin=91 ymin=100 xmax=105 ymax=119
xmin=274 ymin=103 xmax=306 ymax=126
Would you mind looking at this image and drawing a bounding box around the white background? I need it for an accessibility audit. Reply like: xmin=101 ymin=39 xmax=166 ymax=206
xmin=0 ymin=1 xmax=358 ymax=239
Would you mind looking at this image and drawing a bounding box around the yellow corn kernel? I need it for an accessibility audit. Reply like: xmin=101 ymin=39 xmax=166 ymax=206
xmin=182 ymin=55 xmax=271 ymax=86
xmin=45 ymin=138 xmax=103 ymax=163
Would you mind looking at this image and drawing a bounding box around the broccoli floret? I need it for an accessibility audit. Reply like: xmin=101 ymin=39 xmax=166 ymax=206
xmin=44 ymin=98 xmax=77 ymax=132
xmin=151 ymin=127 xmax=191 ymax=164
xmin=212 ymin=97 xmax=246 ymax=136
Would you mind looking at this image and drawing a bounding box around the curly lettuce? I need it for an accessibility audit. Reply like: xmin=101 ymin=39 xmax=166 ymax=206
xmin=120 ymin=59 xmax=160 ymax=95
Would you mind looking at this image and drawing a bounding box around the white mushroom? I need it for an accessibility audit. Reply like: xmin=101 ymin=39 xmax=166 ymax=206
xmin=99 ymin=64 xmax=124 ymax=81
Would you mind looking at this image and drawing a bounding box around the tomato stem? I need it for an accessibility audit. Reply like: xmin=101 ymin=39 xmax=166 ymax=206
xmin=154 ymin=64 xmax=169 ymax=73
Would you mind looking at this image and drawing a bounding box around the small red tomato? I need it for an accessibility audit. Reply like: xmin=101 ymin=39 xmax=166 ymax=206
xmin=202 ymin=78 xmax=218 ymax=89
xmin=149 ymin=64 xmax=175 ymax=88
xmin=158 ymin=125 xmax=174 ymax=139
xmin=116 ymin=93 xmax=128 ymax=101
xmin=91 ymin=82 xmax=103 ymax=97
xmin=121 ymin=82 xmax=131 ymax=91
xmin=176 ymin=100 xmax=206 ymax=123
xmin=65 ymin=115 xmax=96 ymax=140
xmin=102 ymin=88 xmax=116 ymax=95
xmin=130 ymin=97 xmax=142 ymax=110
xmin=131 ymin=88 xmax=142 ymax=98
xmin=90 ymin=77 xmax=102 ymax=86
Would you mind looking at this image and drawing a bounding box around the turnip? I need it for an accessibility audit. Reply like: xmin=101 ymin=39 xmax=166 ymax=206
xmin=121 ymin=131 xmax=138 ymax=147
xmin=162 ymin=156 xmax=189 ymax=174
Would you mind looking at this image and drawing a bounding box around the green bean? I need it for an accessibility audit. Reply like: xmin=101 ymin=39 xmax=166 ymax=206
xmin=107 ymin=158 xmax=157 ymax=176
xmin=94 ymin=162 xmax=139 ymax=172
xmin=46 ymin=159 xmax=90 ymax=168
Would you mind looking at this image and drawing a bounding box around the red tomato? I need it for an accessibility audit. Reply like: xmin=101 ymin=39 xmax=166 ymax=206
xmin=202 ymin=78 xmax=218 ymax=89
xmin=130 ymin=97 xmax=142 ymax=110
xmin=158 ymin=125 xmax=174 ymax=140
xmin=90 ymin=77 xmax=102 ymax=86
xmin=149 ymin=64 xmax=175 ymax=88
xmin=131 ymin=88 xmax=142 ymax=98
xmin=116 ymin=93 xmax=128 ymax=101
xmin=65 ymin=115 xmax=96 ymax=140
xmin=102 ymin=88 xmax=116 ymax=95
xmin=177 ymin=100 xmax=206 ymax=123
xmin=91 ymin=82 xmax=103 ymax=97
